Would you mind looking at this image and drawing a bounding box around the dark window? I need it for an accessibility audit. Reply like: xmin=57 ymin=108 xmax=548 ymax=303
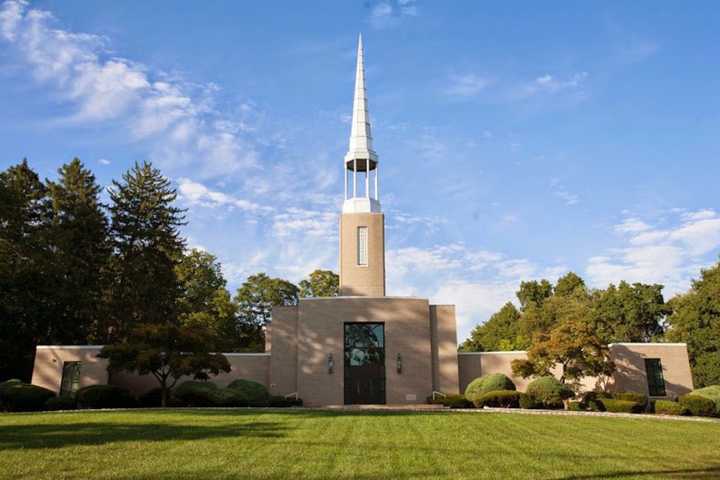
xmin=344 ymin=323 xmax=385 ymax=405
xmin=645 ymin=358 xmax=666 ymax=397
xmin=60 ymin=361 xmax=82 ymax=396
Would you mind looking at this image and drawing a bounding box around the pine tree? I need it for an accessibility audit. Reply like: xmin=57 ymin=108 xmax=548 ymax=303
xmin=107 ymin=161 xmax=186 ymax=341
xmin=46 ymin=158 xmax=110 ymax=344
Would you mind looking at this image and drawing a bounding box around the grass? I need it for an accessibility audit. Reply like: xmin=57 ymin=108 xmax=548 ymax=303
xmin=1 ymin=409 xmax=719 ymax=479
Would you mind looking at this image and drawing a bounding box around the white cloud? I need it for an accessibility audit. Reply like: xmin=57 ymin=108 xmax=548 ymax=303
xmin=444 ymin=74 xmax=492 ymax=97
xmin=521 ymin=72 xmax=588 ymax=98
xmin=550 ymin=178 xmax=579 ymax=206
xmin=368 ymin=0 xmax=418 ymax=29
xmin=177 ymin=178 xmax=272 ymax=214
xmin=97 ymin=158 xmax=111 ymax=165
xmin=587 ymin=209 xmax=720 ymax=295
xmin=0 ymin=0 xmax=257 ymax=178
xmin=272 ymin=207 xmax=337 ymax=239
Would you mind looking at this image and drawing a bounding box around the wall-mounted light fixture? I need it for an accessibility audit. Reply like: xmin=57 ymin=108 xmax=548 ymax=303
xmin=327 ymin=353 xmax=334 ymax=374
xmin=396 ymin=353 xmax=403 ymax=374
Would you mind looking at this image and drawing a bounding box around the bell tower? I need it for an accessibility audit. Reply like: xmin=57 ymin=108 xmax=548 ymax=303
xmin=339 ymin=34 xmax=386 ymax=297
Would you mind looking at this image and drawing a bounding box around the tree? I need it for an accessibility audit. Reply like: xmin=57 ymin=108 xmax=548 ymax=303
xmin=299 ymin=269 xmax=339 ymax=298
xmin=460 ymin=303 xmax=522 ymax=352
xmin=175 ymin=249 xmax=240 ymax=351
xmin=234 ymin=273 xmax=299 ymax=351
xmin=516 ymin=279 xmax=553 ymax=310
xmin=46 ymin=158 xmax=110 ymax=344
xmin=107 ymin=162 xmax=186 ymax=341
xmin=99 ymin=323 xmax=231 ymax=406
xmin=591 ymin=281 xmax=667 ymax=343
xmin=0 ymin=160 xmax=52 ymax=380
xmin=666 ymin=261 xmax=720 ymax=387
xmin=512 ymin=294 xmax=615 ymax=390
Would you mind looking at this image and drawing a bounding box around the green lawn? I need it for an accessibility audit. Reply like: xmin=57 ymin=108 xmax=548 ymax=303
xmin=1 ymin=409 xmax=719 ymax=480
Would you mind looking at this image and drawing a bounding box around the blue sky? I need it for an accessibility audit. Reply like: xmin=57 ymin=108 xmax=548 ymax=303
xmin=2 ymin=0 xmax=719 ymax=340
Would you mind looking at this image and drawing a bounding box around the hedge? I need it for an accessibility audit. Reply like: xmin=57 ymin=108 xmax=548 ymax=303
xmin=0 ymin=383 xmax=55 ymax=412
xmin=76 ymin=385 xmax=135 ymax=409
xmin=580 ymin=391 xmax=611 ymax=412
xmin=613 ymin=391 xmax=648 ymax=408
xmin=227 ymin=379 xmax=269 ymax=404
xmin=525 ymin=376 xmax=574 ymax=409
xmin=519 ymin=392 xmax=541 ymax=409
xmin=567 ymin=401 xmax=584 ymax=412
xmin=473 ymin=390 xmax=521 ymax=408
xmin=600 ymin=399 xmax=643 ymax=414
xmin=654 ymin=400 xmax=686 ymax=416
xmin=173 ymin=381 xmax=219 ymax=407
xmin=691 ymin=385 xmax=720 ymax=414
xmin=44 ymin=395 xmax=77 ymax=411
xmin=268 ymin=396 xmax=304 ymax=407
xmin=679 ymin=394 xmax=716 ymax=417
xmin=428 ymin=394 xmax=473 ymax=409
xmin=464 ymin=374 xmax=516 ymax=403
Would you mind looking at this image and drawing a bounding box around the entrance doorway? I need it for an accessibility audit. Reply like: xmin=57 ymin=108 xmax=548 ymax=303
xmin=344 ymin=323 xmax=386 ymax=405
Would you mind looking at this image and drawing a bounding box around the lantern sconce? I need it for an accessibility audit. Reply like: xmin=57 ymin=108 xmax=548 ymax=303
xmin=327 ymin=353 xmax=334 ymax=374
xmin=396 ymin=353 xmax=403 ymax=374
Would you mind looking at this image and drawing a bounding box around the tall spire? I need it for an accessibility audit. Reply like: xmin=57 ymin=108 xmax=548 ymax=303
xmin=344 ymin=34 xmax=380 ymax=214
xmin=346 ymin=34 xmax=376 ymax=162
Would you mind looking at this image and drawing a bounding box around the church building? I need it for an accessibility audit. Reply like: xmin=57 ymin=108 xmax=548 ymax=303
xmin=31 ymin=37 xmax=695 ymax=406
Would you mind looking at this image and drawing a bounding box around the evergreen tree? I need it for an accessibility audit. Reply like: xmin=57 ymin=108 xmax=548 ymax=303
xmin=0 ymin=160 xmax=52 ymax=380
xmin=46 ymin=158 xmax=110 ymax=344
xmin=107 ymin=161 xmax=186 ymax=341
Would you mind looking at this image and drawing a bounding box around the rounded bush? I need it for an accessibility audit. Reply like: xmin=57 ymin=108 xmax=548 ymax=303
xmin=525 ymin=376 xmax=574 ymax=409
xmin=464 ymin=374 xmax=516 ymax=402
xmin=473 ymin=390 xmax=520 ymax=408
xmin=138 ymin=388 xmax=181 ymax=407
xmin=76 ymin=385 xmax=135 ymax=409
xmin=213 ymin=388 xmax=249 ymax=407
xmin=600 ymin=399 xmax=643 ymax=413
xmin=174 ymin=381 xmax=219 ymax=407
xmin=1 ymin=383 xmax=55 ymax=412
xmin=567 ymin=401 xmax=584 ymax=412
xmin=691 ymin=385 xmax=720 ymax=414
xmin=519 ymin=392 xmax=540 ymax=409
xmin=268 ymin=395 xmax=304 ymax=408
xmin=580 ymin=391 xmax=611 ymax=412
xmin=44 ymin=395 xmax=77 ymax=411
xmin=227 ymin=379 xmax=269 ymax=404
xmin=654 ymin=400 xmax=687 ymax=416
xmin=679 ymin=394 xmax=717 ymax=417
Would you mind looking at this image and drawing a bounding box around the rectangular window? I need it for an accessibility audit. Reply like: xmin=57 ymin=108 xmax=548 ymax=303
xmin=60 ymin=361 xmax=82 ymax=396
xmin=357 ymin=226 xmax=368 ymax=266
xmin=645 ymin=358 xmax=666 ymax=397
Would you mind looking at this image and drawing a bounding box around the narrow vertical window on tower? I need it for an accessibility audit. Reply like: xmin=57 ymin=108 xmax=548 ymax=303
xmin=357 ymin=226 xmax=368 ymax=266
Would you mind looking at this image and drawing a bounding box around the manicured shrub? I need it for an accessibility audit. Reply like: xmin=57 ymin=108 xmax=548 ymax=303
xmin=76 ymin=385 xmax=135 ymax=409
xmin=214 ymin=388 xmax=249 ymax=407
xmin=600 ymin=399 xmax=643 ymax=414
xmin=464 ymin=374 xmax=516 ymax=403
xmin=173 ymin=381 xmax=219 ymax=407
xmin=525 ymin=376 xmax=574 ymax=409
xmin=473 ymin=390 xmax=521 ymax=408
xmin=654 ymin=400 xmax=687 ymax=416
xmin=613 ymin=391 xmax=648 ymax=408
xmin=679 ymin=394 xmax=717 ymax=417
xmin=138 ymin=388 xmax=181 ymax=407
xmin=691 ymin=385 xmax=720 ymax=414
xmin=1 ymin=383 xmax=55 ymax=412
xmin=428 ymin=394 xmax=473 ymax=409
xmin=44 ymin=395 xmax=77 ymax=411
xmin=519 ymin=392 xmax=541 ymax=409
xmin=0 ymin=379 xmax=23 ymax=396
xmin=567 ymin=401 xmax=584 ymax=412
xmin=227 ymin=379 xmax=270 ymax=404
xmin=580 ymin=391 xmax=611 ymax=412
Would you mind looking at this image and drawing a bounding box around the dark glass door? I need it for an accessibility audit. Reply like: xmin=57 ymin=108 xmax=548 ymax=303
xmin=344 ymin=323 xmax=385 ymax=405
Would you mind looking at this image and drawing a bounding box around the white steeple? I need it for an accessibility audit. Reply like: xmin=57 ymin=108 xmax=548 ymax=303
xmin=343 ymin=34 xmax=381 ymax=214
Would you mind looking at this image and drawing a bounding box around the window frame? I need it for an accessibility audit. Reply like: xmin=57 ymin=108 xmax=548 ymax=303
xmin=357 ymin=226 xmax=369 ymax=266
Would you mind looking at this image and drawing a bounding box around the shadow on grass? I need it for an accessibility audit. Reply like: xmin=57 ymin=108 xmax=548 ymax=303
xmin=0 ymin=420 xmax=285 ymax=450
xmin=554 ymin=466 xmax=720 ymax=479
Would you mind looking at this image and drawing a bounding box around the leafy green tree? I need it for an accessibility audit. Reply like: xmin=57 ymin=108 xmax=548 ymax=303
xmin=234 ymin=273 xmax=299 ymax=351
xmin=591 ymin=281 xmax=667 ymax=343
xmin=99 ymin=323 xmax=231 ymax=406
xmin=512 ymin=294 xmax=615 ymax=390
xmin=175 ymin=249 xmax=241 ymax=350
xmin=106 ymin=162 xmax=186 ymax=341
xmin=460 ymin=303 xmax=522 ymax=352
xmin=0 ymin=160 xmax=51 ymax=380
xmin=46 ymin=158 xmax=110 ymax=344
xmin=666 ymin=261 xmax=720 ymax=387
xmin=554 ymin=272 xmax=586 ymax=298
xmin=299 ymin=269 xmax=339 ymax=298
xmin=516 ymin=279 xmax=553 ymax=310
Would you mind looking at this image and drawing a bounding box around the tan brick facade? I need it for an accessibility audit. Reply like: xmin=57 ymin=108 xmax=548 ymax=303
xmin=339 ymin=212 xmax=385 ymax=297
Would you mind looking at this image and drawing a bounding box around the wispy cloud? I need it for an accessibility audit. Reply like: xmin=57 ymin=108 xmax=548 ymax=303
xmin=177 ymin=178 xmax=273 ymax=214
xmin=367 ymin=0 xmax=419 ymax=29
xmin=444 ymin=73 xmax=492 ymax=97
xmin=517 ymin=72 xmax=588 ymax=99
xmin=587 ymin=209 xmax=720 ymax=295
xmin=550 ymin=178 xmax=579 ymax=206
xmin=0 ymin=0 xmax=257 ymax=178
